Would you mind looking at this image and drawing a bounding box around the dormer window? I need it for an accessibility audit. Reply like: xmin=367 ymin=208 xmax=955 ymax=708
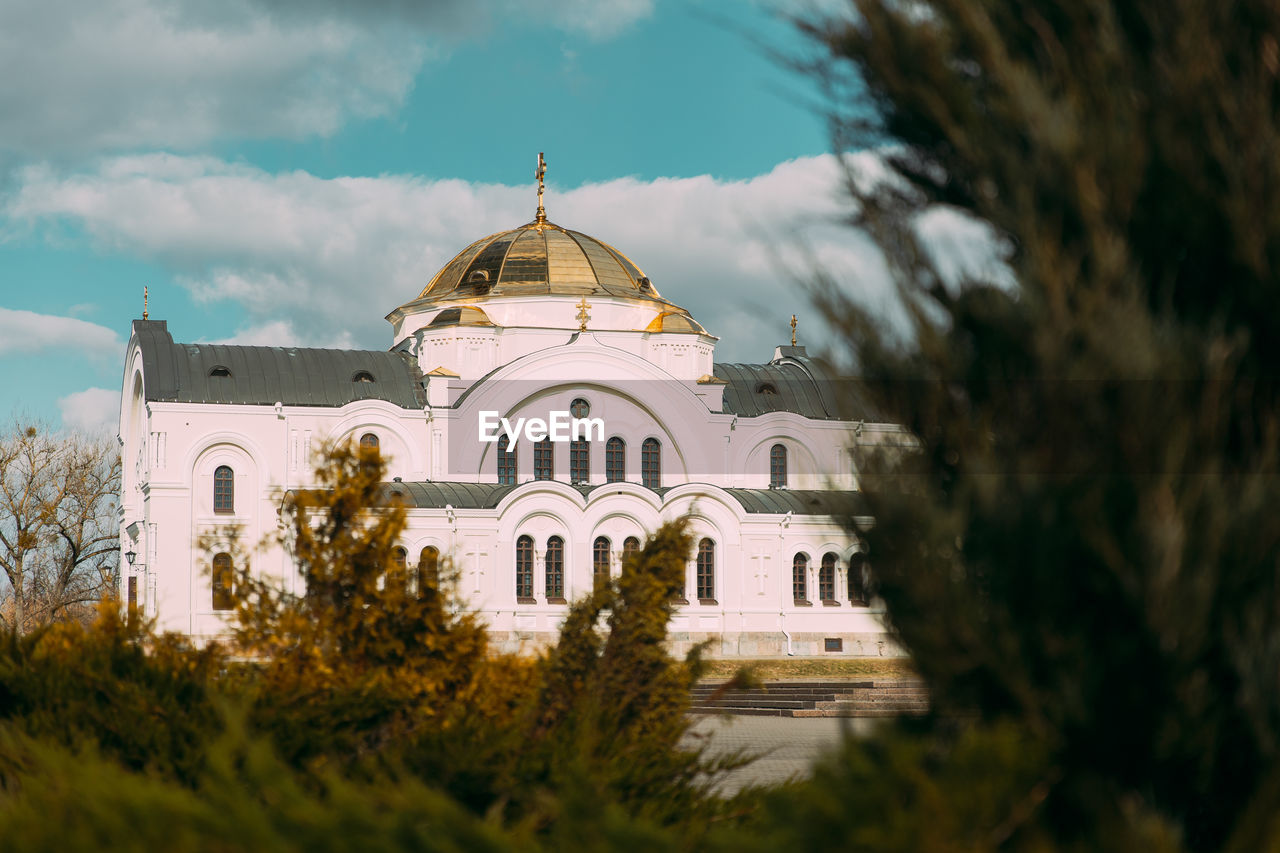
xmin=468 ymin=269 xmax=490 ymax=283
xmin=209 ymin=366 xmax=232 ymax=378
xmin=352 ymin=371 xmax=375 ymax=383
xmin=756 ymin=382 xmax=777 ymax=395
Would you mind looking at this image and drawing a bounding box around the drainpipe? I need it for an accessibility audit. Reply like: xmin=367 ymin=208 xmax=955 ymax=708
xmin=779 ymin=510 xmax=794 ymax=655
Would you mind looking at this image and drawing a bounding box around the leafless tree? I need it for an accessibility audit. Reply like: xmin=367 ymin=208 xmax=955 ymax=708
xmin=0 ymin=422 xmax=121 ymax=634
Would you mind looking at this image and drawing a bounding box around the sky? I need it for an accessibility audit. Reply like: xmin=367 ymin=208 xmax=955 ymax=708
xmin=0 ymin=0 xmax=995 ymax=435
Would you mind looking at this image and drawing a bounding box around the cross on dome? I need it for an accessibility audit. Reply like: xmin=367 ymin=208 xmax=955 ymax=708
xmin=535 ymin=152 xmax=547 ymax=225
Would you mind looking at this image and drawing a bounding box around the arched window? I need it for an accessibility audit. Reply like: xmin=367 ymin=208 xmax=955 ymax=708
xmin=820 ymin=552 xmax=838 ymax=602
xmin=570 ymin=438 xmax=589 ymax=484
xmin=497 ymin=433 xmax=516 ymax=485
xmin=516 ymin=535 xmax=534 ymax=601
xmin=593 ymin=536 xmax=611 ymax=589
xmin=534 ymin=438 xmax=553 ymax=481
xmin=359 ymin=432 xmax=379 ymax=450
xmin=696 ymin=538 xmax=715 ymax=602
xmin=546 ymin=536 xmax=565 ymax=600
xmin=212 ymin=552 xmax=234 ymax=611
xmin=497 ymin=433 xmax=517 ymax=484
xmin=605 ymin=437 xmax=626 ymax=483
xmin=623 ymin=536 xmax=641 ymax=560
xmin=419 ymin=546 xmax=439 ymax=599
xmin=770 ymin=444 xmax=787 ymax=489
xmin=849 ymin=552 xmax=867 ymax=605
xmin=793 ymin=553 xmax=809 ymax=602
xmin=641 ymin=438 xmax=661 ymax=489
xmin=387 ymin=546 xmax=408 ymax=592
xmin=214 ymin=465 xmax=234 ymax=514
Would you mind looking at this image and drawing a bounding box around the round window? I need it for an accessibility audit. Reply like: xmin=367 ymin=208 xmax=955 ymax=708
xmin=570 ymin=397 xmax=590 ymax=419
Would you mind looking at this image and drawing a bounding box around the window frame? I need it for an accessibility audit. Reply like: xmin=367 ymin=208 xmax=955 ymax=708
xmin=499 ymin=432 xmax=519 ymax=484
xmin=770 ymin=443 xmax=787 ymax=489
xmin=516 ymin=535 xmax=535 ymax=601
xmin=419 ymin=545 xmax=440 ymax=599
xmin=497 ymin=433 xmax=517 ymax=485
xmin=212 ymin=552 xmax=235 ymax=611
xmin=545 ymin=535 xmax=565 ymax=601
xmin=696 ymin=538 xmax=716 ymax=603
xmin=570 ymin=437 xmax=590 ymax=484
xmin=820 ymin=552 xmax=838 ymax=604
xmin=534 ymin=438 xmax=554 ymax=481
xmin=641 ymin=438 xmax=661 ymax=489
xmin=605 ymin=436 xmax=626 ymax=483
xmin=849 ymin=552 xmax=868 ymax=605
xmin=793 ymin=553 xmax=810 ymax=603
xmin=593 ymin=535 xmax=611 ymax=590
xmin=213 ymin=465 xmax=235 ymax=514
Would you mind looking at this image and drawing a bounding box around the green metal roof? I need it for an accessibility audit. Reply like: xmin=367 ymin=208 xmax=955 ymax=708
xmin=376 ymin=480 xmax=862 ymax=516
xmin=714 ymin=348 xmax=879 ymax=421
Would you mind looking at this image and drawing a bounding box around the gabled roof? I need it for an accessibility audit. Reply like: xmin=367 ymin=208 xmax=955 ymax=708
xmin=130 ymin=320 xmax=428 ymax=408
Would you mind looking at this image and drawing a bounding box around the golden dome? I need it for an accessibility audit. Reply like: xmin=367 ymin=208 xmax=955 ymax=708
xmin=416 ymin=220 xmax=667 ymax=303
xmin=643 ymin=310 xmax=706 ymax=334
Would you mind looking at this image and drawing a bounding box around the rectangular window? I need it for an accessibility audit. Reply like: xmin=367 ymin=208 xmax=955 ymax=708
xmin=534 ymin=439 xmax=553 ymax=481
xmin=593 ymin=537 xmax=611 ymax=591
xmin=516 ymin=536 xmax=534 ymax=600
xmin=820 ymin=554 xmax=837 ymax=602
xmin=605 ymin=438 xmax=625 ymax=482
xmin=570 ymin=438 xmax=589 ymax=484
xmin=213 ymin=466 xmax=234 ymax=514
xmin=793 ymin=554 xmax=808 ymax=602
xmin=497 ymin=435 xmax=516 ymax=484
xmin=696 ymin=538 xmax=715 ymax=602
xmin=824 ymin=637 xmax=843 ymax=653
xmin=546 ymin=537 xmax=564 ymax=600
xmin=641 ymin=439 xmax=661 ymax=489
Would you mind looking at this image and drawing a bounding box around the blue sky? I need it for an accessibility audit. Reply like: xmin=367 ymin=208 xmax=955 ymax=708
xmin=0 ymin=0 xmax=934 ymax=433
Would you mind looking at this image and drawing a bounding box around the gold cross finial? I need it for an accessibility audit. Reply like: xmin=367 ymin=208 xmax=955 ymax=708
xmin=576 ymin=296 xmax=591 ymax=331
xmin=535 ymin=152 xmax=547 ymax=224
xmin=143 ymin=286 xmax=149 ymax=321
xmin=790 ymin=313 xmax=797 ymax=347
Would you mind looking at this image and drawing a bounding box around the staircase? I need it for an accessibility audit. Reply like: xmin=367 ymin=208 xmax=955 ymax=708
xmin=690 ymin=678 xmax=929 ymax=718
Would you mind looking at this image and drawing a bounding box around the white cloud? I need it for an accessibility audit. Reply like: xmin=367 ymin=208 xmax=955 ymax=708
xmin=58 ymin=387 xmax=120 ymax=434
xmin=203 ymin=319 xmax=355 ymax=349
xmin=0 ymin=0 xmax=432 ymax=156
xmin=516 ymin=0 xmax=654 ymax=40
xmin=5 ymin=153 xmax=1004 ymax=361
xmin=0 ymin=0 xmax=657 ymax=157
xmin=0 ymin=307 xmax=121 ymax=357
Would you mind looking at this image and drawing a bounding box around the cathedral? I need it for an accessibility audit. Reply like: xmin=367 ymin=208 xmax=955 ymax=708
xmin=118 ymin=157 xmax=903 ymax=657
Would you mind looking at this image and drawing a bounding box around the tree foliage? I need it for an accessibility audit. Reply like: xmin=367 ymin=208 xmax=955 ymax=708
xmin=0 ymin=423 xmax=120 ymax=634
xmin=799 ymin=0 xmax=1280 ymax=848
xmin=0 ymin=438 xmax=745 ymax=850
xmin=230 ymin=439 xmax=490 ymax=766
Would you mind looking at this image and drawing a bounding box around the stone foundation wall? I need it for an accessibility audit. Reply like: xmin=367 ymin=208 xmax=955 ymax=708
xmin=489 ymin=630 xmax=907 ymax=659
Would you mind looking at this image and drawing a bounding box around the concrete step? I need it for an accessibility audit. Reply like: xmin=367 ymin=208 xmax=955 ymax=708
xmin=691 ymin=701 xmax=788 ymax=712
xmin=691 ymin=678 xmax=931 ymax=718
xmin=692 ymin=683 xmax=927 ymax=695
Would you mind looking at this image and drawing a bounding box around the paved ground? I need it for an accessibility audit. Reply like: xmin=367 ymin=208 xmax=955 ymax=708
xmin=682 ymin=715 xmax=878 ymax=797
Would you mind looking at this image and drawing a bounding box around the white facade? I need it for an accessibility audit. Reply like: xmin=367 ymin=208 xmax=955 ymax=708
xmin=118 ymin=216 xmax=905 ymax=657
